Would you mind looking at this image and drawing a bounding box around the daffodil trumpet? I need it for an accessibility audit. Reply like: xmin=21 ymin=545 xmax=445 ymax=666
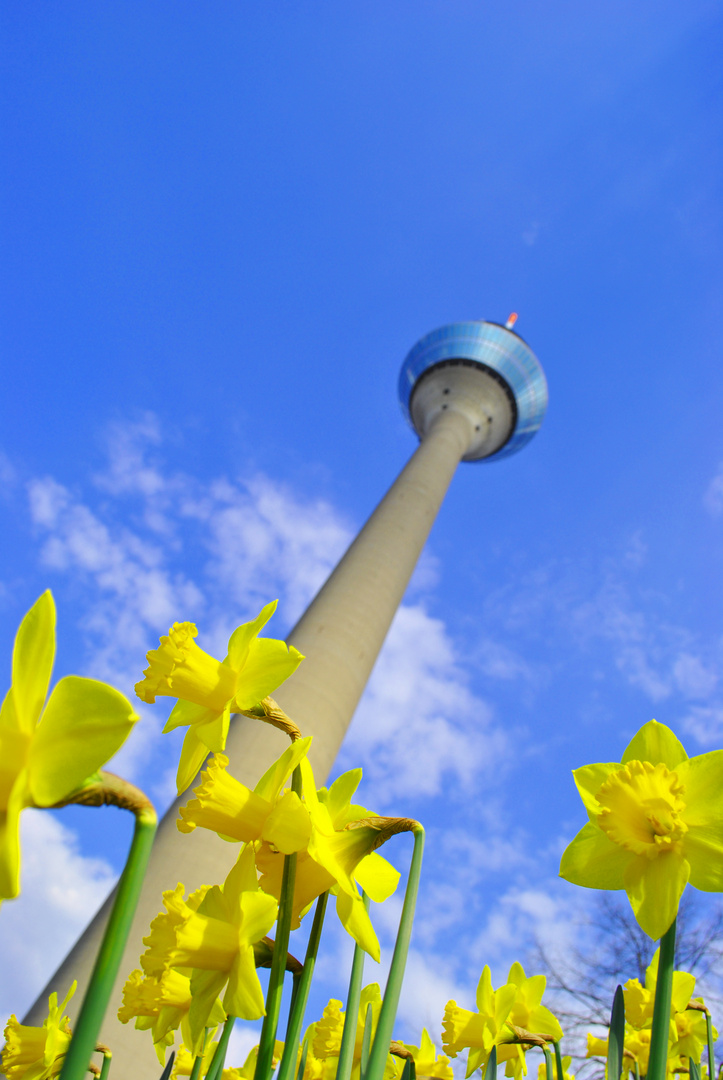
xmin=275 ymin=892 xmax=329 ymax=1080
xmin=361 ymin=823 xmax=425 ymax=1080
xmin=58 ymin=795 xmax=158 ymax=1080
xmin=254 ymin=767 xmax=302 ymax=1080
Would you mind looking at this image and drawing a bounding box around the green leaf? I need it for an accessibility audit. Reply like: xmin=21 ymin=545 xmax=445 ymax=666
xmin=482 ymin=1045 xmax=497 ymax=1080
xmin=607 ymin=985 xmax=625 ymax=1080
xmin=401 ymin=1059 xmax=416 ymax=1080
xmin=158 ymin=1051 xmax=175 ymax=1080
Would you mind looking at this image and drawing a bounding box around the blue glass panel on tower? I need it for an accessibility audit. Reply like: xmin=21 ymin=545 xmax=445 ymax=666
xmin=398 ymin=321 xmax=548 ymax=461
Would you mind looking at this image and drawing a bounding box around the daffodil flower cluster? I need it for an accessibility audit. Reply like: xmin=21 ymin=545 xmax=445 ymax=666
xmin=1 ymin=984 xmax=76 ymax=1080
xmin=176 ymin=739 xmax=401 ymax=962
xmin=587 ymin=948 xmax=717 ymax=1076
xmin=442 ymin=963 xmax=563 ymax=1080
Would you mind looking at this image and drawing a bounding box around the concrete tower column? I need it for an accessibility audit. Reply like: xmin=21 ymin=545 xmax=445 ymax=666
xmin=24 ymin=321 xmax=548 ymax=1080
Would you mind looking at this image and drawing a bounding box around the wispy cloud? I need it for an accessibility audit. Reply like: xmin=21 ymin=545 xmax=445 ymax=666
xmin=0 ymin=811 xmax=116 ymax=1019
xmin=703 ymin=462 xmax=723 ymax=518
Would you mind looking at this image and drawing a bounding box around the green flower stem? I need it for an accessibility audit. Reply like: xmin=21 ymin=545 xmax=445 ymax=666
xmin=707 ymin=1012 xmax=715 ymax=1080
xmin=553 ymin=1041 xmax=564 ymax=1080
xmin=255 ymin=767 xmax=302 ymax=1080
xmin=206 ymin=1015 xmax=236 ymax=1080
xmin=99 ymin=1052 xmax=112 ymax=1080
xmin=335 ymin=892 xmax=371 ymax=1080
xmin=634 ymin=1062 xmax=640 ymax=1080
xmin=646 ymin=918 xmax=677 ymax=1080
xmin=277 ymin=892 xmax=329 ymax=1080
xmin=364 ymin=826 xmax=425 ymax=1080
xmin=189 ymin=1031 xmax=211 ymax=1080
xmin=59 ymin=805 xmax=157 ymax=1080
xmin=188 ymin=1054 xmax=204 ymax=1080
xmin=543 ymin=1047 xmax=554 ymax=1080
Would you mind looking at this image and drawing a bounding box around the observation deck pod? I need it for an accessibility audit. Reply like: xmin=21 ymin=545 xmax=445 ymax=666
xmin=398 ymin=320 xmax=548 ymax=462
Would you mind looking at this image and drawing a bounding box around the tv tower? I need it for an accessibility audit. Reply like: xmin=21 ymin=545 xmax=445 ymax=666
xmin=25 ymin=319 xmax=548 ymax=1077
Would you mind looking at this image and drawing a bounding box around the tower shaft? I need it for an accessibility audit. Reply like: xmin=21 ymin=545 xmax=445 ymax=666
xmin=24 ymin=408 xmax=474 ymax=1076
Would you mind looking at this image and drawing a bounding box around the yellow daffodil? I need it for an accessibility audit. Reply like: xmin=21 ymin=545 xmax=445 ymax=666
xmin=135 ymin=601 xmax=304 ymax=793
xmin=623 ymin=949 xmax=696 ymax=1031
xmin=559 ymin=720 xmax=723 ymax=939
xmin=1 ymin=983 xmax=75 ymax=1080
xmin=671 ymin=1009 xmax=709 ymax=1063
xmin=141 ymin=847 xmax=278 ymax=1033
xmin=117 ymin=968 xmax=226 ymax=1062
xmin=586 ymin=1030 xmax=653 ymax=1077
xmin=401 ymin=1030 xmax=454 ymax=1080
xmin=442 ymin=966 xmax=518 ymax=1078
xmin=500 ymin=963 xmax=563 ymax=1080
xmin=256 ymin=760 xmax=401 ymax=961
xmin=537 ymin=1055 xmax=573 ymax=1080
xmin=171 ymin=1035 xmax=219 ymax=1078
xmin=311 ymin=987 xmax=397 ymax=1080
xmin=172 ymin=1036 xmax=284 ymax=1080
xmin=0 ymin=592 xmax=139 ymax=901
xmin=177 ymin=738 xmax=313 ymax=854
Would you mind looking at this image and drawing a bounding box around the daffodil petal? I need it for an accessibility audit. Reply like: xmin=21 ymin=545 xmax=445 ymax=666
xmin=522 ymin=974 xmax=546 ymax=1009
xmin=671 ymin=971 xmax=696 ymax=1014
xmin=225 ymin=946 xmax=267 ymax=1020
xmin=226 ymin=601 xmax=278 ymax=670
xmin=335 ymin=890 xmax=381 ymax=961
xmin=354 ymin=851 xmax=400 ymax=903
xmin=559 ymin=821 xmax=630 ymax=889
xmin=163 ymin=699 xmax=216 ymax=734
xmin=528 ymin=1003 xmax=563 ymax=1041
xmin=0 ymin=773 xmax=27 ymax=901
xmin=621 ymin=720 xmax=688 ymax=769
xmin=189 ymin=969 xmax=228 ymax=1045
xmin=262 ymin=790 xmax=311 ymax=854
xmin=622 ymin=852 xmax=690 ymax=940
xmin=676 ymin=750 xmax=723 ymax=889
xmin=11 ymin=591 xmax=56 ymax=734
xmin=237 ymin=888 xmax=279 ymax=945
xmin=177 ymin=728 xmax=211 ymax=795
xmin=223 ymin=845 xmax=259 ymax=907
xmin=0 ymin=691 xmax=32 ymax=809
xmin=572 ymin=763 xmax=620 ymax=820
xmin=253 ymin=736 xmax=312 ymax=802
xmin=233 ymin=638 xmax=304 ymax=711
xmin=28 ymin=676 xmax=138 ymax=806
xmin=686 ymin=835 xmax=723 ymax=891
xmin=326 ymin=769 xmax=363 ymax=825
xmin=476 ymin=966 xmax=493 ymax=1013
xmin=195 ymin=709 xmax=230 ymax=753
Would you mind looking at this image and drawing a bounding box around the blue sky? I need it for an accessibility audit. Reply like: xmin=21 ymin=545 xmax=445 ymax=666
xmin=1 ymin=0 xmax=722 ymax=1066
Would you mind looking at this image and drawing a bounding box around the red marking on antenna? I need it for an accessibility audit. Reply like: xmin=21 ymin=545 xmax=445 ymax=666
xmin=505 ymin=312 xmax=518 ymax=329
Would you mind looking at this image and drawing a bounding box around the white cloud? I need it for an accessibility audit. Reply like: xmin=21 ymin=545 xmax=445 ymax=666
xmin=703 ymin=463 xmax=723 ymax=518
xmin=681 ymin=704 xmax=723 ymax=746
xmin=673 ymin=652 xmax=718 ymax=699
xmin=341 ymin=604 xmax=505 ymax=805
xmin=0 ymin=810 xmax=115 ymax=1019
